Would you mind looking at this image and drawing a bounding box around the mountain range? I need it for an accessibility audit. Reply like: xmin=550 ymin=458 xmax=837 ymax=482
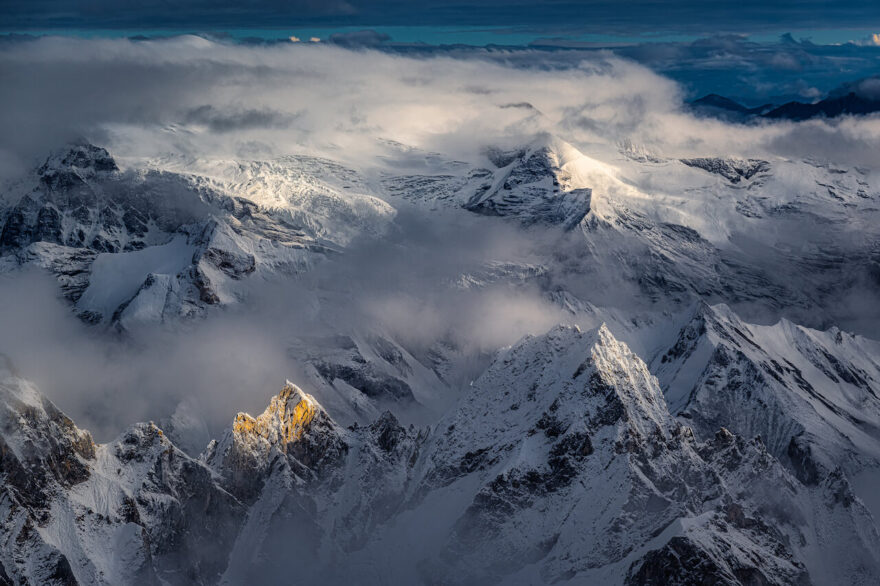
xmin=690 ymin=77 xmax=880 ymax=121
xmin=0 ymin=130 xmax=878 ymax=584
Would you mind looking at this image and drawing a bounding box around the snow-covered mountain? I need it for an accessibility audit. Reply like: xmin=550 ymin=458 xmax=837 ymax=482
xmin=2 ymin=134 xmax=877 ymax=334
xmin=0 ymin=144 xmax=392 ymax=328
xmin=381 ymin=132 xmax=879 ymax=332
xmin=1 ymin=130 xmax=880 ymax=585
xmin=654 ymin=303 xmax=880 ymax=514
xmin=3 ymin=322 xmax=878 ymax=584
xmin=0 ymin=359 xmax=243 ymax=585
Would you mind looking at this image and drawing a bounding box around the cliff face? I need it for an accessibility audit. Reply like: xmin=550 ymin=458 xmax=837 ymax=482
xmin=0 ymin=362 xmax=244 ymax=585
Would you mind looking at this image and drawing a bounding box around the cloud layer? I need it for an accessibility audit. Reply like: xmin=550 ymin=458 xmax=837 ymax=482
xmin=2 ymin=35 xmax=879 ymax=175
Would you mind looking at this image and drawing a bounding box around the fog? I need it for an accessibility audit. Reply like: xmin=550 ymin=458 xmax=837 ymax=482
xmin=0 ymin=204 xmax=573 ymax=442
xmin=0 ymin=270 xmax=295 ymax=440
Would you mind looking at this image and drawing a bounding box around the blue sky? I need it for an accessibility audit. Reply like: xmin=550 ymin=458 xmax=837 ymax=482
xmin=2 ymin=1 xmax=878 ymax=39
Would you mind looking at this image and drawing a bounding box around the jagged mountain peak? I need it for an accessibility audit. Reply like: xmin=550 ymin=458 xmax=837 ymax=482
xmin=37 ymin=143 xmax=119 ymax=185
xmin=467 ymin=135 xmax=595 ymax=229
xmin=416 ymin=319 xmax=874 ymax=585
xmin=0 ymin=361 xmax=94 ymax=450
xmin=0 ymin=372 xmax=246 ymax=585
xmin=205 ymin=381 xmax=349 ymax=501
xmin=231 ymin=381 xmax=329 ymax=447
xmin=530 ymin=133 xmax=592 ymax=164
xmin=0 ymin=367 xmax=96 ymax=504
xmin=589 ymin=322 xmax=677 ymax=435
xmin=482 ymin=322 xmax=670 ymax=423
xmin=656 ymin=301 xmax=880 ymax=496
xmin=485 ymin=133 xmax=587 ymax=169
xmin=427 ymin=323 xmax=676 ymax=491
xmin=40 ymin=143 xmax=118 ymax=171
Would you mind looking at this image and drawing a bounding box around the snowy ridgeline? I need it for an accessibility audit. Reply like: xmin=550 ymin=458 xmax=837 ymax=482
xmin=0 ymin=137 xmax=876 ymax=332
xmin=0 ymin=136 xmax=879 ymax=584
xmin=2 ymin=313 xmax=880 ymax=585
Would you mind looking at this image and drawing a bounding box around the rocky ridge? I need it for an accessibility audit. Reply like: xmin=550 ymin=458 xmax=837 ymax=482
xmin=2 ymin=322 xmax=878 ymax=584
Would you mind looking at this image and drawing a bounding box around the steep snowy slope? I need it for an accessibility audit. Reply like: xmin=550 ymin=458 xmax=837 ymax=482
xmin=410 ymin=324 xmax=879 ymax=585
xmin=592 ymin=148 xmax=880 ymax=332
xmin=0 ymin=360 xmax=243 ymax=585
xmin=145 ymin=154 xmax=394 ymax=246
xmin=654 ymin=303 xmax=880 ymax=511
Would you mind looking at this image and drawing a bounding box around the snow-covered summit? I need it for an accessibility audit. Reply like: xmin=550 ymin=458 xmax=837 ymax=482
xmin=0 ymin=145 xmax=391 ymax=327
xmin=37 ymin=143 xmax=119 ymax=186
xmin=654 ymin=302 xmax=880 ymax=497
xmin=464 ymin=135 xmax=595 ymax=228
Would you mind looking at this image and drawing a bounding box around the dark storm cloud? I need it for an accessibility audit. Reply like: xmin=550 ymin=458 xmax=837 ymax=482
xmin=183 ymin=104 xmax=296 ymax=132
xmin=0 ymin=0 xmax=357 ymax=28
xmin=393 ymin=34 xmax=880 ymax=102
xmin=1 ymin=1 xmax=879 ymax=34
xmin=610 ymin=34 xmax=880 ymax=101
xmin=328 ymin=29 xmax=391 ymax=47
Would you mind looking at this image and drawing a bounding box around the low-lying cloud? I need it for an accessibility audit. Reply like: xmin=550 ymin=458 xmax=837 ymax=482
xmin=0 ymin=211 xmax=572 ymax=444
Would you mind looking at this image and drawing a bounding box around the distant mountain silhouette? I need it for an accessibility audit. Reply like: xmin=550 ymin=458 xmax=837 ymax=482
xmin=691 ymin=89 xmax=880 ymax=121
xmin=763 ymin=92 xmax=880 ymax=120
xmin=691 ymin=94 xmax=773 ymax=116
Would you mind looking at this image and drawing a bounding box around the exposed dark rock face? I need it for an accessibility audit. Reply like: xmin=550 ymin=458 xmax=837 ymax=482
xmin=464 ymin=141 xmax=592 ymax=229
xmin=626 ymin=534 xmax=808 ymax=586
xmin=1 ymin=313 xmax=879 ymax=584
xmin=0 ymin=144 xmax=325 ymax=328
xmin=680 ymin=158 xmax=770 ymax=184
xmin=0 ymin=375 xmax=95 ymax=512
xmin=313 ymin=360 xmax=415 ymax=403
